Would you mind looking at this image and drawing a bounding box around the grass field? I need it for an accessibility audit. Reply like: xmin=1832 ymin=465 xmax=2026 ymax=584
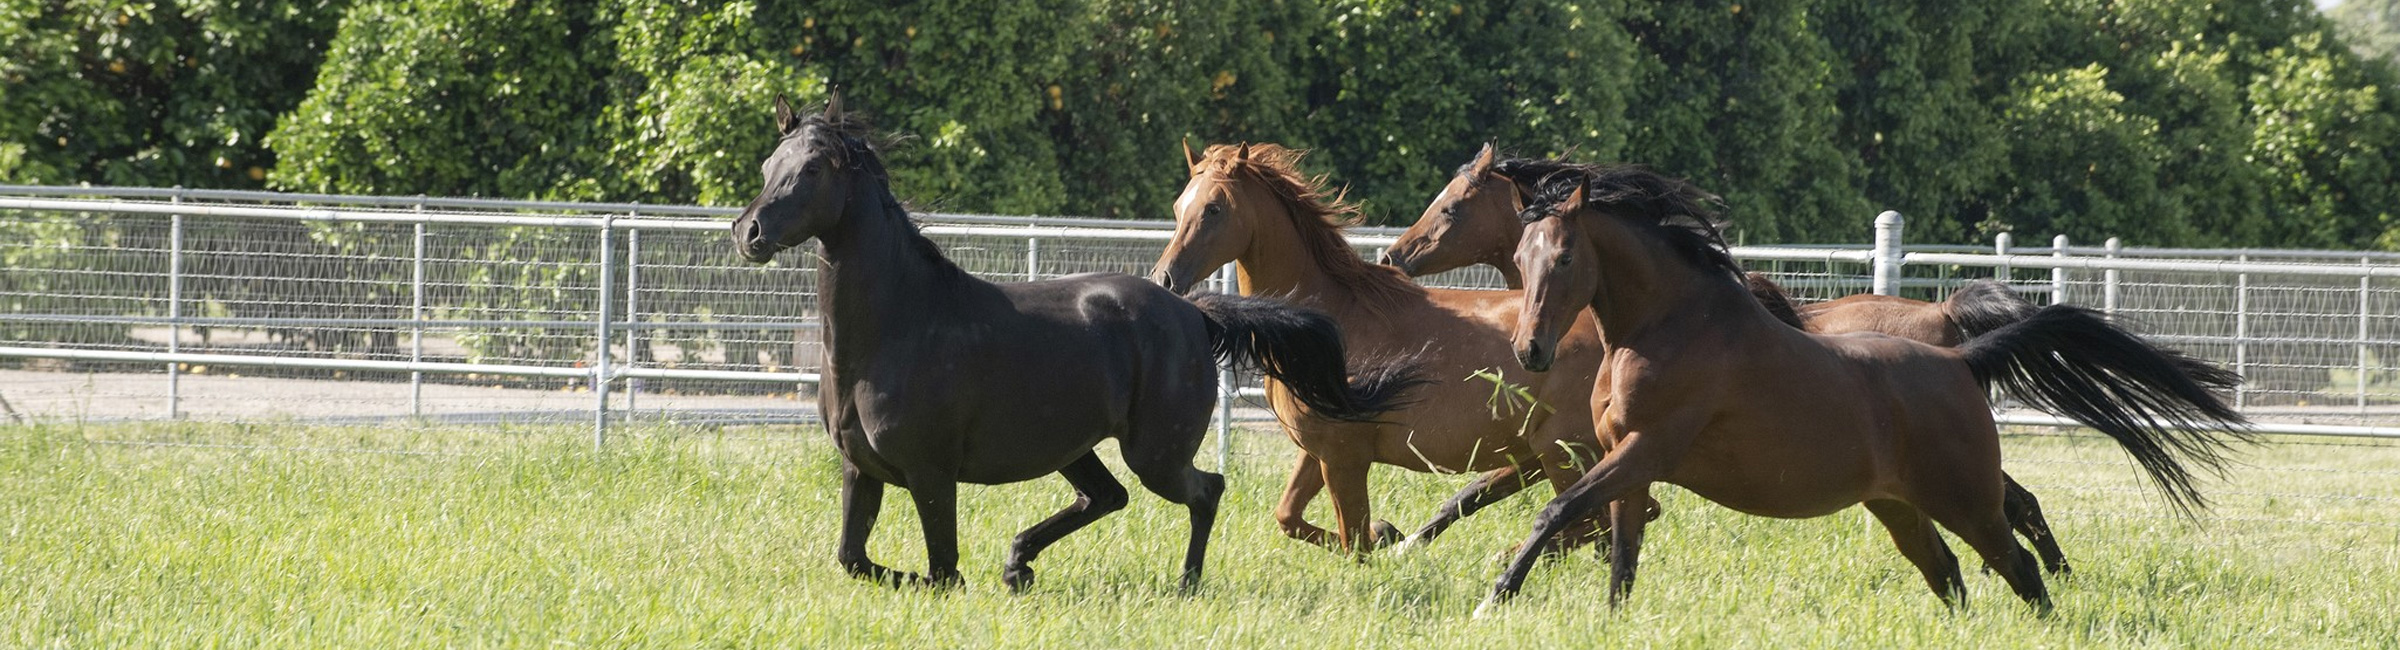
xmin=3 ymin=421 xmax=2396 ymax=648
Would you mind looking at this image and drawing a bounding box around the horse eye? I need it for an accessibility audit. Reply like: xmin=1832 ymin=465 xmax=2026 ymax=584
xmin=802 ymin=161 xmax=822 ymax=175
xmin=1554 ymin=254 xmax=1573 ymax=269
xmin=1203 ymin=203 xmax=1224 ymax=215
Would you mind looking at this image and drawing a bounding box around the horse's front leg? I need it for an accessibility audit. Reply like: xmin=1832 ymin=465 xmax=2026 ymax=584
xmin=1397 ymin=455 xmax=1543 ymax=554
xmin=909 ymin=474 xmax=966 ymax=589
xmin=837 ymin=461 xmax=915 ymax=586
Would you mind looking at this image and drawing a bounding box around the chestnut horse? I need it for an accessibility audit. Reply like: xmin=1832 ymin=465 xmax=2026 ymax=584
xmin=1148 ymin=142 xmax=1621 ymax=554
xmin=731 ymin=97 xmax=1418 ymax=591
xmin=1391 ymin=144 xmax=2077 ymax=573
xmin=1480 ymin=162 xmax=2249 ymax=614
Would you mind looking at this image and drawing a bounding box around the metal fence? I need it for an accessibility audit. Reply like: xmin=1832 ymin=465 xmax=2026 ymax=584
xmin=5 ymin=186 xmax=2399 ymax=442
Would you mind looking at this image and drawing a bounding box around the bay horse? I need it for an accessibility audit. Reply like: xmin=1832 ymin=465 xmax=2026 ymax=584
xmin=1394 ymin=144 xmax=2077 ymax=573
xmin=1148 ymin=142 xmax=1625 ymax=554
xmin=730 ymin=96 xmax=1420 ymax=591
xmin=1479 ymin=162 xmax=2249 ymax=615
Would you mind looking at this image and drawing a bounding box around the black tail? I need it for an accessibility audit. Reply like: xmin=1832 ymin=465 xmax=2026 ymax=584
xmin=1944 ymin=280 xmax=2040 ymax=339
xmin=1194 ymin=293 xmax=1427 ymax=422
xmin=1959 ymin=304 xmax=2253 ymax=516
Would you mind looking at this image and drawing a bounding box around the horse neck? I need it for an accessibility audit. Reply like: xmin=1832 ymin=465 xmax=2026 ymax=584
xmin=814 ymin=182 xmax=968 ymax=366
xmin=1577 ymin=214 xmax=1757 ymax=348
xmin=1466 ymin=194 xmax=1527 ymax=287
xmin=1230 ymin=194 xmax=1366 ymax=302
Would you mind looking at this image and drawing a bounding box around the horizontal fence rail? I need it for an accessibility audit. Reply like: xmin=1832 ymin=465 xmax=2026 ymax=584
xmin=5 ymin=188 xmax=2399 ymax=440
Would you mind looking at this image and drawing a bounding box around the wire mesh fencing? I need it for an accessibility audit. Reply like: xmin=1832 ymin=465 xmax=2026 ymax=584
xmin=4 ymin=188 xmax=2400 ymax=439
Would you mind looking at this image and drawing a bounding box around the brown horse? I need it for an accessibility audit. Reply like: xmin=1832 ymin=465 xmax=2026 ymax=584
xmin=1398 ymin=146 xmax=2080 ymax=572
xmin=1479 ymin=162 xmax=2250 ymax=615
xmin=1148 ymin=142 xmax=1622 ymax=554
xmin=1384 ymin=143 xmax=2032 ymax=346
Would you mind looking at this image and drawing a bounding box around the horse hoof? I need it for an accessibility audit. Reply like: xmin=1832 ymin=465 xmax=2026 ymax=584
xmin=1370 ymin=520 xmax=1405 ymax=550
xmin=1002 ymin=565 xmax=1035 ymax=593
xmin=1388 ymin=535 xmax=1422 ymax=556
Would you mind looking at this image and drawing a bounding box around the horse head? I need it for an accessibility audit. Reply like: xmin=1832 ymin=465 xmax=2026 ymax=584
xmin=1382 ymin=143 xmax=1525 ymax=285
xmin=733 ymin=92 xmax=866 ymax=264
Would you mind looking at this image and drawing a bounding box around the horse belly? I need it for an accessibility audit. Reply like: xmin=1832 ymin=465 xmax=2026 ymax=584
xmin=1665 ymin=415 xmax=1880 ymax=518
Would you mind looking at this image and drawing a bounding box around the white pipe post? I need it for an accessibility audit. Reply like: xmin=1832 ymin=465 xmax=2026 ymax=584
xmin=1214 ymin=262 xmax=1237 ymax=472
xmin=593 ymin=216 xmax=615 ymax=448
xmin=1026 ymin=237 xmax=1040 ymax=282
xmin=624 ymin=219 xmax=642 ymax=419
xmin=1872 ymin=210 xmax=1904 ymax=296
xmin=2235 ymin=254 xmax=2250 ymax=410
xmin=2050 ymin=235 xmax=2070 ymax=305
xmin=1994 ymin=232 xmax=2012 ymax=283
xmin=2362 ymin=256 xmax=2373 ymax=413
xmin=167 ymin=189 xmax=184 ymax=420
xmin=410 ymin=198 xmax=426 ymax=418
xmin=2103 ymin=237 xmax=2122 ymax=316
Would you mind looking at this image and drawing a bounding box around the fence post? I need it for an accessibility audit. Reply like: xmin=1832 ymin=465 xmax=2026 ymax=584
xmin=624 ymin=216 xmax=642 ymax=419
xmin=2235 ymin=254 xmax=2250 ymax=410
xmin=1994 ymin=232 xmax=2012 ymax=283
xmin=1214 ymin=262 xmax=1237 ymax=472
xmin=2050 ymin=235 xmax=2070 ymax=305
xmin=410 ymin=198 xmax=426 ymax=419
xmin=1026 ymin=237 xmax=1040 ymax=282
xmin=593 ymin=216 xmax=615 ymax=448
xmin=2362 ymin=256 xmax=2372 ymax=413
xmin=1872 ymin=211 xmax=1904 ymax=296
xmin=2103 ymin=237 xmax=2121 ymax=316
xmin=167 ymin=189 xmax=184 ymax=420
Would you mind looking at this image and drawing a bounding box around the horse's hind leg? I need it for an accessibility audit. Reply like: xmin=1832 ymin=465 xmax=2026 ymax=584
xmin=836 ymin=461 xmax=914 ymax=586
xmin=2002 ymin=474 xmax=2072 ymax=575
xmin=1002 ymin=452 xmax=1130 ymax=592
xmin=1275 ymin=452 xmax=1337 ymax=546
xmin=1923 ymin=500 xmax=2052 ymax=614
xmin=1129 ymin=461 xmax=1227 ymax=591
xmin=1863 ymin=499 xmax=1967 ymax=606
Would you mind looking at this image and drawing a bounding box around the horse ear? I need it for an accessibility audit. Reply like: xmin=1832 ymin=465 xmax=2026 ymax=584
xmin=1182 ymin=137 xmax=1200 ymax=176
xmin=1469 ymin=142 xmax=1496 ymax=177
xmin=1236 ymin=142 xmax=1251 ymax=161
xmin=1559 ymin=183 xmax=1587 ymax=215
xmin=824 ymin=89 xmax=844 ymax=122
xmin=774 ymin=94 xmax=797 ymax=134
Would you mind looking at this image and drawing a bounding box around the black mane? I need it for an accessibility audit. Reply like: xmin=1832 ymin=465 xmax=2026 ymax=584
xmin=792 ymin=111 xmax=964 ymax=283
xmin=1493 ymin=158 xmax=1742 ymax=280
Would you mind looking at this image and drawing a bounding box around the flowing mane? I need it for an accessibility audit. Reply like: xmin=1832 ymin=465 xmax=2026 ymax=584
xmin=1494 ymin=158 xmax=1744 ymax=281
xmin=1194 ymin=143 xmax=1423 ymax=305
xmin=793 ymin=111 xmax=965 ymax=284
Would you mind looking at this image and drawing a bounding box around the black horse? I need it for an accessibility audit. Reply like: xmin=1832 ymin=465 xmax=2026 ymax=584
xmin=731 ymin=94 xmax=1421 ymax=591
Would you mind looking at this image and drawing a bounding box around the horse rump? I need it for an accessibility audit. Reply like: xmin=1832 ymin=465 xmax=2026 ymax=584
xmin=1944 ymin=280 xmax=2040 ymax=339
xmin=1958 ymin=303 xmax=2253 ymax=516
xmin=1191 ymin=293 xmax=1428 ymax=422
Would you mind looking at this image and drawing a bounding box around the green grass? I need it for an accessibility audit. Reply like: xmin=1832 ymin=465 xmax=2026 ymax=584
xmin=3 ymin=421 xmax=2395 ymax=648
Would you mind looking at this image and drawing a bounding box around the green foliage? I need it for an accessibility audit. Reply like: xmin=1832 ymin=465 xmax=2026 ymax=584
xmin=1984 ymin=65 xmax=2178 ymax=244
xmin=12 ymin=0 xmax=2400 ymax=250
xmin=0 ymin=0 xmax=350 ymax=187
xmin=1305 ymin=0 xmax=1644 ymax=224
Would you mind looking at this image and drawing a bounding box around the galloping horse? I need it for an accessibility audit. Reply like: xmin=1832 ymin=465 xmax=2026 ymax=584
xmin=1482 ymin=162 xmax=2249 ymax=614
xmin=1148 ymin=142 xmax=1624 ymax=554
xmin=731 ymin=96 xmax=1419 ymax=591
xmin=1394 ymin=145 xmax=2076 ymax=573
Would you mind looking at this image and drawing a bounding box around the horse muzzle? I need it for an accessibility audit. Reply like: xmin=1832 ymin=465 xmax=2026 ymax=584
xmin=1515 ymin=339 xmax=1554 ymax=372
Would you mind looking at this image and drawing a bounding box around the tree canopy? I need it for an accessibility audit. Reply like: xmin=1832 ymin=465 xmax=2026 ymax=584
xmin=8 ymin=0 xmax=2400 ymax=248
